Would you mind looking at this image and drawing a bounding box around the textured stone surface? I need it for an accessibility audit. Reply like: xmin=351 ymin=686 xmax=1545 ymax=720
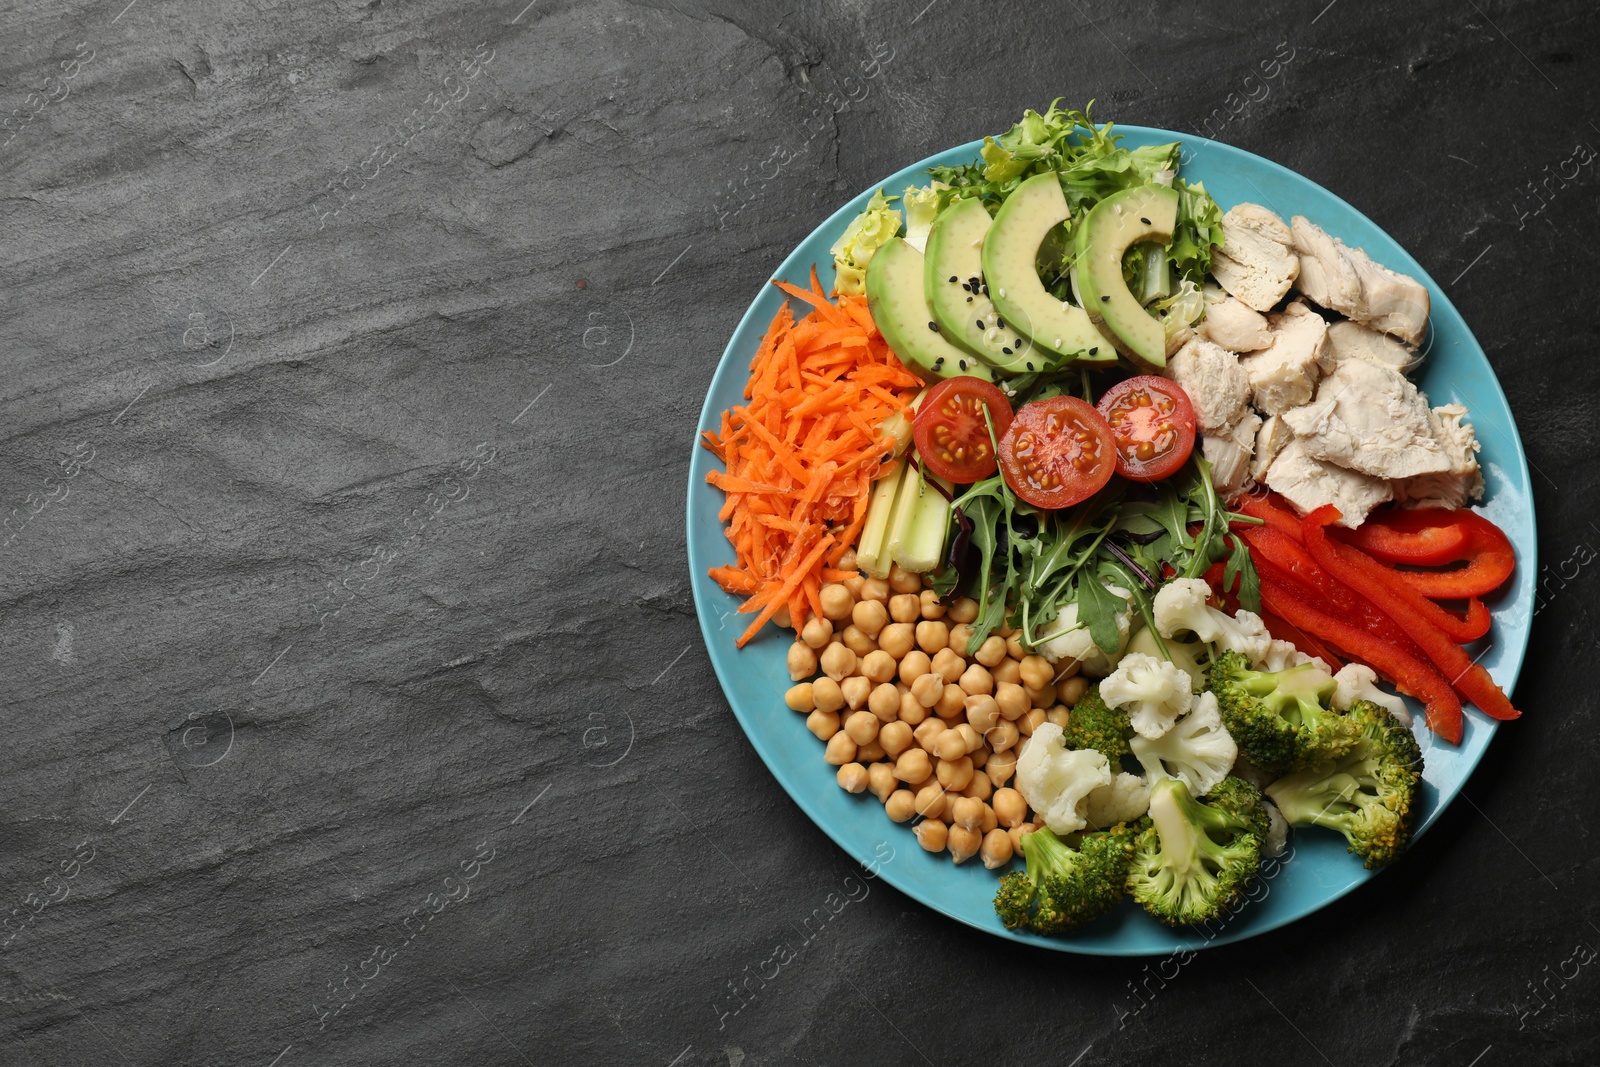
xmin=1 ymin=0 xmax=1596 ymax=1064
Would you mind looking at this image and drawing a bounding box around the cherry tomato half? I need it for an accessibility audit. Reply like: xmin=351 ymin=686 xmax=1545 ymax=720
xmin=912 ymin=376 xmax=1014 ymax=484
xmin=1095 ymin=375 xmax=1196 ymax=482
xmin=998 ymin=396 xmax=1116 ymax=509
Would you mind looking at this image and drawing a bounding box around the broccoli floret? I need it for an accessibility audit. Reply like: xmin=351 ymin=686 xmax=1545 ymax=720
xmin=1060 ymin=684 xmax=1134 ymax=763
xmin=1126 ymin=776 xmax=1264 ymax=927
xmin=993 ymin=824 xmax=1140 ymax=934
xmin=1208 ymin=649 xmax=1360 ymax=775
xmin=1265 ymin=700 xmax=1423 ymax=869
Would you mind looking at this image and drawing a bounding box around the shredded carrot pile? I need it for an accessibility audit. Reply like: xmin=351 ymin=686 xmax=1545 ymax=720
xmin=701 ymin=268 xmax=923 ymax=647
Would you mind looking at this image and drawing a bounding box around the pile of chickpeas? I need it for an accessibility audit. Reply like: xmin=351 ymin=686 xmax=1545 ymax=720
xmin=783 ymin=551 xmax=1089 ymax=869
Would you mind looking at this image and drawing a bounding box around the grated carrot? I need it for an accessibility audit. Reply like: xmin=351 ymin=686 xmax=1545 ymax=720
xmin=702 ymin=278 xmax=922 ymax=647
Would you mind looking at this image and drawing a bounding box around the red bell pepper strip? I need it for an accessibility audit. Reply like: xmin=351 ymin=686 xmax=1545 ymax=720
xmin=1346 ymin=508 xmax=1471 ymax=566
xmin=1260 ymin=578 xmax=1464 ymax=743
xmin=1232 ymin=492 xmax=1305 ymax=542
xmin=1370 ymin=512 xmax=1516 ymax=601
xmin=1238 ymin=524 xmax=1429 ymax=659
xmin=1301 ymin=506 xmax=1520 ymax=722
xmin=1259 ymin=608 xmax=1345 ymax=671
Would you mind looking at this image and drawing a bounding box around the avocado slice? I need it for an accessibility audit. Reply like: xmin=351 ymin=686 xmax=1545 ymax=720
xmin=980 ymin=173 xmax=1115 ymax=366
xmin=1071 ymin=184 xmax=1180 ymax=368
xmin=925 ymin=198 xmax=1042 ymax=374
xmin=866 ymin=238 xmax=995 ymax=382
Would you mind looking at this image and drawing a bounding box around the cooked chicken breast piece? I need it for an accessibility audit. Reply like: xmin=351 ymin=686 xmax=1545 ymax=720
xmin=1290 ymin=216 xmax=1430 ymax=346
xmin=1264 ymin=437 xmax=1394 ymax=528
xmin=1211 ymin=204 xmax=1299 ymax=312
xmin=1391 ymin=404 xmax=1485 ymax=509
xmin=1164 ymin=337 xmax=1251 ymax=433
xmin=1239 ymin=301 xmax=1330 ymax=416
xmin=1281 ymin=358 xmax=1454 ymax=479
xmin=1251 ymin=414 xmax=1293 ymax=482
xmin=1325 ymin=320 xmax=1423 ymax=375
xmin=1203 ymin=412 xmax=1261 ymax=495
xmin=1199 ymin=285 xmax=1274 ymax=352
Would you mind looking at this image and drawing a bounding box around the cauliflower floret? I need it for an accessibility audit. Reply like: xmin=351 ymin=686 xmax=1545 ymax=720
xmin=1125 ymin=626 xmax=1209 ymax=693
xmin=1262 ymin=800 xmax=1289 ymax=858
xmin=1129 ymin=691 xmax=1239 ymax=798
xmin=1152 ymin=578 xmax=1272 ymax=664
xmin=1083 ymin=772 xmax=1151 ymax=830
xmin=1332 ymin=663 xmax=1412 ymax=727
xmin=1014 ymin=722 xmax=1113 ymax=836
xmin=1098 ymin=652 xmax=1194 ymax=740
xmin=1256 ymin=638 xmax=1330 ymax=674
xmin=1036 ymin=584 xmax=1134 ymax=677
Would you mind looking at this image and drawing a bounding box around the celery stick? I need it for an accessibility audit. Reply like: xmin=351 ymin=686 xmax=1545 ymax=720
xmin=880 ymin=461 xmax=929 ymax=575
xmin=854 ymin=461 xmax=907 ymax=579
xmin=893 ymin=471 xmax=952 ymax=574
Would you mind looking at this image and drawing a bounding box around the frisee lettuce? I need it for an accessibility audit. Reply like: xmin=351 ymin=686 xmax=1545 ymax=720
xmin=829 ymin=188 xmax=901 ymax=296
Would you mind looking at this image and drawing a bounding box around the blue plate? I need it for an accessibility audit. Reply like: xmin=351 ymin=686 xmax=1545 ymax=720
xmin=686 ymin=129 xmax=1536 ymax=954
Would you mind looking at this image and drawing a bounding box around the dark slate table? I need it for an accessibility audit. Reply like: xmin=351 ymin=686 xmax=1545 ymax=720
xmin=2 ymin=1 xmax=1594 ymax=1063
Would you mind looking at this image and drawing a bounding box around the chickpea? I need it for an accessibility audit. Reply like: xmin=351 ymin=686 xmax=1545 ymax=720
xmin=885 ymin=790 xmax=917 ymax=823
xmin=888 ymin=564 xmax=922 ymax=595
xmin=998 ymin=622 xmax=1017 ymax=638
xmin=987 ymin=749 xmax=1018 ymax=786
xmin=784 ymin=683 xmax=815 ymax=712
xmin=836 ymin=763 xmax=869 ymax=793
xmin=800 ymin=616 xmax=833 ymax=650
xmin=806 ymin=709 xmax=841 ymax=741
xmin=951 ymin=795 xmax=985 ymax=831
xmin=937 ymin=755 xmax=974 ymax=791
xmin=1007 ymin=823 xmax=1034 ymax=856
xmin=992 ymin=658 xmax=1022 ymax=685
xmin=979 ymin=802 xmax=999 ymax=834
xmin=962 ymin=769 xmax=993 ymax=801
xmin=914 ymin=781 xmax=949 ymax=820
xmin=823 ymin=732 xmax=857 ymax=765
xmin=860 ymin=577 xmax=891 ymax=604
xmin=851 ymin=599 xmax=889 ymax=638
xmin=888 ymin=593 xmax=921 ymax=623
xmin=1005 ymin=633 xmax=1028 ymax=660
xmin=820 ymin=583 xmax=855 ymax=621
xmin=894 ymin=748 xmax=932 ymax=783
xmin=1018 ymin=707 xmax=1047 ymax=736
xmin=947 ymin=596 xmax=979 ymax=624
xmin=947 ymin=824 xmax=981 ymax=864
xmin=842 ymin=625 xmax=877 ymax=658
xmin=918 ymin=590 xmax=947 ymax=620
xmin=861 ymin=650 xmax=898 ymax=686
xmin=877 ymin=622 xmax=915 ymax=659
xmin=836 ymin=547 xmax=858 ymax=572
xmin=898 ymin=691 xmax=928 ymax=725
xmin=841 ymin=675 xmax=871 ymax=712
xmin=1026 ymin=683 xmax=1056 ymax=709
xmin=786 ymin=642 xmax=817 ymax=681
xmin=867 ymin=682 xmax=901 ymax=722
xmin=867 ymin=761 xmax=899 ymax=802
xmin=934 ymin=730 xmax=967 ymax=762
xmin=844 ymin=710 xmax=880 ymax=747
xmin=1058 ymin=675 xmax=1089 ymax=707
xmin=914 ymin=819 xmax=948 ymax=853
xmin=773 ymin=606 xmax=791 ymax=629
xmin=856 ymin=739 xmax=886 ymax=763
xmin=842 ymin=573 xmax=866 ymax=598
xmin=908 ymin=672 xmax=943 ymax=709
xmin=879 ymin=721 xmax=913 ymax=759
xmin=968 ymin=745 xmax=989 ymax=769
xmin=1054 ymin=656 xmax=1082 ymax=681
xmin=897 ymin=650 xmax=932 ymax=685
xmin=964 ymin=694 xmax=1001 ymax=734
xmin=819 ymin=643 xmax=857 ymax=681
xmin=985 ymin=720 xmax=1020 ymax=752
xmin=973 ymin=636 xmax=1006 ymax=668
xmin=935 ymin=683 xmax=967 ymax=720
xmin=1019 ymin=654 xmax=1055 ymax=691
xmin=812 ymin=676 xmax=844 ymax=714
xmin=958 ymin=663 xmax=994 ymax=697
xmin=994 ymin=682 xmax=1029 ymax=721
xmin=946 ymin=623 xmax=975 ymax=656
xmin=980 ymin=828 xmax=1014 ymax=869
xmin=1046 ymin=705 xmax=1070 ymax=730
xmin=913 ymin=718 xmax=947 ymax=751
xmin=930 ymin=647 xmax=966 ymax=684
xmin=954 ymin=723 xmax=983 ymax=754
xmin=915 ymin=620 xmax=950 ymax=655
xmin=993 ymin=788 xmax=1027 ymax=828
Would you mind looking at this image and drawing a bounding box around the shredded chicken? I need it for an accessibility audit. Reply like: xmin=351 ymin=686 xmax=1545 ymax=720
xmin=1199 ymin=285 xmax=1274 ymax=353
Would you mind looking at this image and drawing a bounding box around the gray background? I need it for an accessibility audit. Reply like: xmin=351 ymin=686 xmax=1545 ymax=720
xmin=1 ymin=0 xmax=1594 ymax=1064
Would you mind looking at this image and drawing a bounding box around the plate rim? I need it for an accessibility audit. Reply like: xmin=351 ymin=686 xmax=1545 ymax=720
xmin=686 ymin=126 xmax=1537 ymax=955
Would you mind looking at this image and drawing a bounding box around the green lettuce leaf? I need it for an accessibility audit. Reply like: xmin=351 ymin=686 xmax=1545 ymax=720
xmin=829 ymin=188 xmax=901 ymax=296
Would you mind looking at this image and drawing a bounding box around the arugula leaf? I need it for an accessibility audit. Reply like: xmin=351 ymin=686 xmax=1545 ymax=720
xmin=1074 ymin=568 xmax=1124 ymax=655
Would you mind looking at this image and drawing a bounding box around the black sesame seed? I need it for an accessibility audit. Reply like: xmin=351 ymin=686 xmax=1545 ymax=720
xmin=1090 ymin=347 xmax=1099 ymax=355
xmin=1002 ymin=347 xmax=1012 ymax=355
xmin=959 ymin=360 xmax=968 ymax=369
xmin=962 ymin=282 xmax=972 ymax=292
xmin=1015 ymin=339 xmax=1023 ymax=347
xmin=1140 ymin=217 xmax=1150 ymax=224
xmin=948 ymin=275 xmax=958 ymax=283
xmin=966 ymin=296 xmax=973 ymax=303
xmin=934 ymin=357 xmax=945 ymax=366
xmin=1100 ymin=295 xmax=1110 ymax=302
xmin=929 ymin=321 xmax=939 ymax=331
xmin=976 ymin=320 xmax=985 ymax=330
xmin=1026 ymin=361 xmax=1035 ymax=371
xmin=996 ymin=318 xmax=1005 ymax=329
